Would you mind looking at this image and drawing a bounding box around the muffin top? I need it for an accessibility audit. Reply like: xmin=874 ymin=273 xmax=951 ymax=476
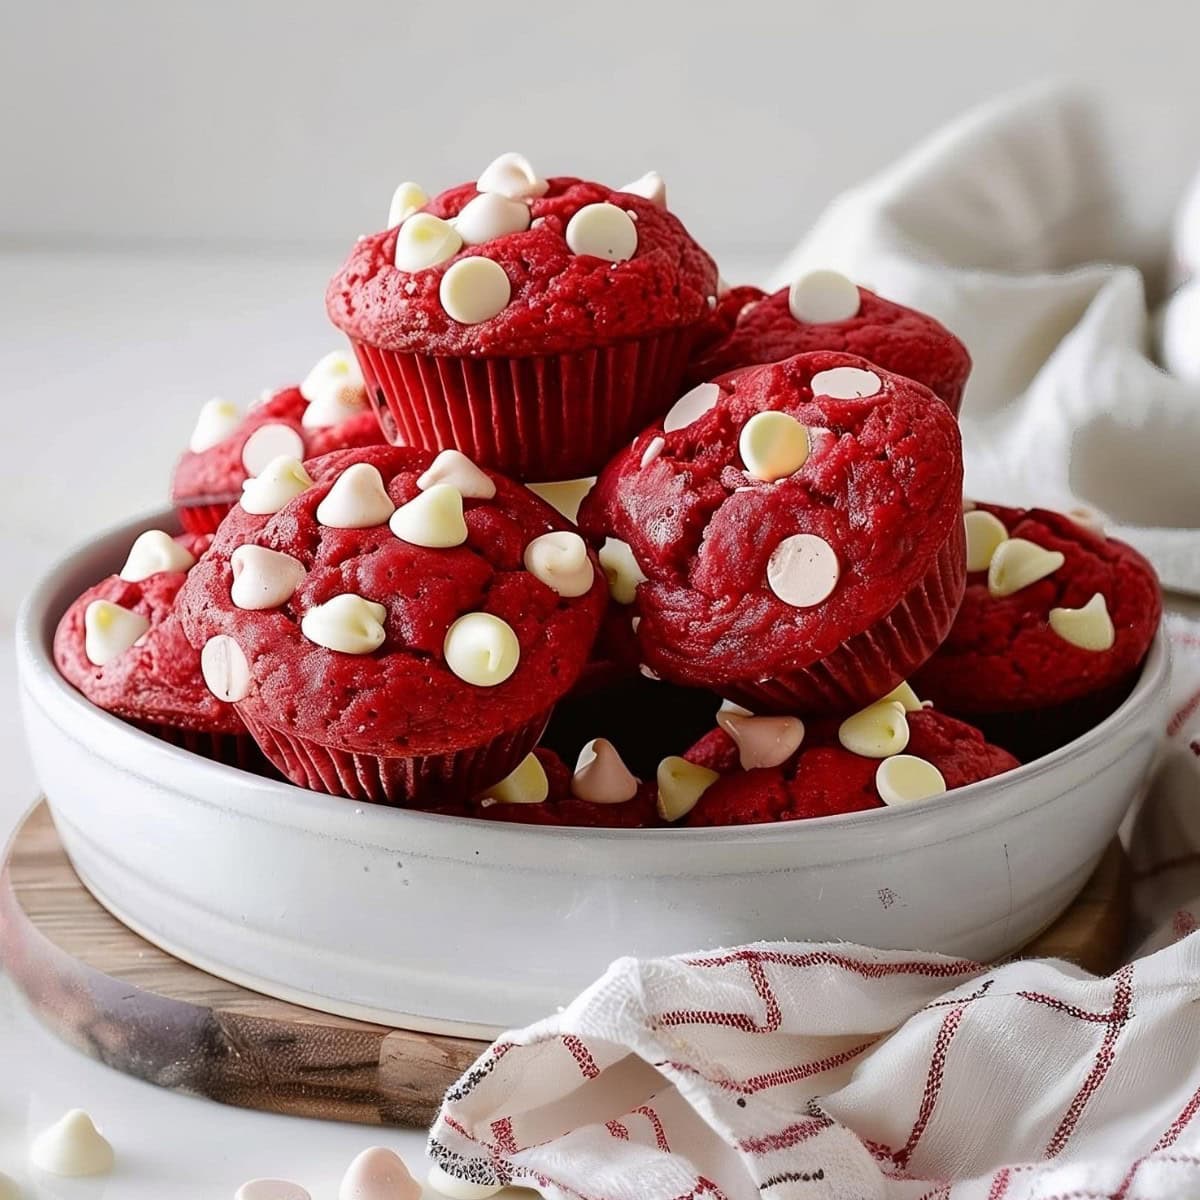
xmin=915 ymin=503 xmax=1161 ymax=714
xmin=686 ymin=271 xmax=971 ymax=411
xmin=54 ymin=530 xmax=241 ymax=734
xmin=171 ymin=352 xmax=385 ymax=505
xmin=325 ymin=155 xmax=718 ymax=357
xmin=177 ymin=444 xmax=608 ymax=756
xmin=578 ymin=351 xmax=963 ymax=693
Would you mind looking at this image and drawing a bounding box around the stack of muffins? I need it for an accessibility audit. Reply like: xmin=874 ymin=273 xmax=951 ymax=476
xmin=54 ymin=153 xmax=1164 ymax=826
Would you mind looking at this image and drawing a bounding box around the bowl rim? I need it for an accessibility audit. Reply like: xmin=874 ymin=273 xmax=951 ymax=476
xmin=17 ymin=506 xmax=1171 ymax=845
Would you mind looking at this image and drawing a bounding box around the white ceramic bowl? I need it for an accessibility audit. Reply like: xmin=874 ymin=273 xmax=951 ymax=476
xmin=17 ymin=510 xmax=1171 ymax=1037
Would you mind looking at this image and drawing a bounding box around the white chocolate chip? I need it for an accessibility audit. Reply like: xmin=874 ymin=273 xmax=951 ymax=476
xmin=640 ymin=436 xmax=666 ymax=469
xmin=242 ymin=422 xmax=306 ymax=476
xmin=476 ymin=152 xmax=548 ymax=200
xmin=300 ymin=350 xmax=364 ymax=404
xmin=876 ymin=754 xmax=947 ymax=806
xmin=439 ymin=256 xmax=511 ymax=324
xmin=390 ymin=483 xmax=468 ymax=548
xmin=572 ymin=738 xmax=639 ymax=803
xmin=1065 ymin=505 xmax=1106 ymax=537
xmin=766 ymin=533 xmax=839 ymax=608
xmin=455 ymin=192 xmax=532 ymax=245
xmin=987 ymin=537 xmax=1065 ymax=598
xmin=524 ymin=531 xmax=594 ymax=597
xmin=230 ymin=544 xmax=306 ymax=610
xmin=338 ymin=1146 xmax=421 ymax=1200
xmin=663 ymin=382 xmax=721 ymax=433
xmin=387 ymin=181 xmax=428 ymax=228
xmin=29 ymin=1110 xmax=114 ymax=1178
xmin=241 ymin=456 xmax=314 ymax=515
xmin=526 ymin=477 xmax=594 ymax=523
xmin=788 ymin=269 xmax=861 ymax=323
xmin=964 ymin=509 xmax=1009 ymax=573
xmin=303 ymin=387 xmax=369 ymax=430
xmin=201 ymin=635 xmax=252 ymax=701
xmin=879 ymin=681 xmax=923 ymax=712
xmin=394 ymin=212 xmax=463 ymax=272
xmin=598 ymin=537 xmax=647 ymax=605
xmin=1049 ymin=593 xmax=1115 ymax=652
xmin=301 ymin=595 xmax=387 ymax=655
xmin=427 ymin=1165 xmax=501 ymax=1200
xmin=716 ymin=712 xmax=805 ymax=770
xmin=739 ymin=411 xmax=811 ymax=482
xmin=809 ymin=366 xmax=882 ymax=400
xmin=84 ymin=601 xmax=150 ymax=667
xmin=618 ymin=170 xmax=667 ymax=207
xmin=656 ymin=756 xmax=719 ymax=822
xmin=719 ymin=699 xmax=753 ymax=717
xmin=565 ymin=203 xmax=638 ymax=262
xmin=443 ymin=613 xmax=520 ymax=687
xmin=236 ymin=1181 xmax=312 ymax=1200
xmin=479 ymin=753 xmax=549 ymax=806
xmin=316 ymin=463 xmax=396 ymax=529
xmin=639 ymin=663 xmax=661 ymax=680
xmin=838 ymin=699 xmax=910 ymax=758
xmin=119 ymin=529 xmax=196 ymax=582
xmin=189 ymin=398 xmax=240 ymax=453
xmin=418 ymin=449 xmax=496 ymax=499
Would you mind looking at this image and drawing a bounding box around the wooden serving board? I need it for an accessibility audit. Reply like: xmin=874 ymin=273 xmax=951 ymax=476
xmin=0 ymin=802 xmax=1129 ymax=1129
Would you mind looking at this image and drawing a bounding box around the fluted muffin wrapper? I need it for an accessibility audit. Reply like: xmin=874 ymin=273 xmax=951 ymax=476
xmin=177 ymin=500 xmax=237 ymax=535
xmin=351 ymin=327 xmax=694 ymax=482
xmin=722 ymin=517 xmax=967 ymax=716
xmin=237 ymin=706 xmax=554 ymax=806
xmin=133 ymin=719 xmax=260 ymax=770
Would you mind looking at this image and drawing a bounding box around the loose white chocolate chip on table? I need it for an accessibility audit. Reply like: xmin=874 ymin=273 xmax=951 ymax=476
xmin=390 ymin=483 xmax=468 ymax=548
xmin=987 ymin=537 xmax=1065 ymax=598
xmin=565 ymin=203 xmax=638 ymax=262
xmin=201 ymin=635 xmax=252 ymax=701
xmin=663 ymin=382 xmax=721 ymax=433
xmin=739 ymin=411 xmax=811 ymax=482
xmin=876 ymin=754 xmax=947 ymax=806
xmin=1049 ymin=593 xmax=1116 ymax=652
xmin=598 ymin=537 xmax=647 ymax=605
xmin=443 ymin=613 xmax=520 ymax=687
xmin=84 ymin=601 xmax=150 ymax=667
xmin=387 ymin=181 xmax=428 ymax=228
xmin=230 ymin=544 xmax=306 ymax=610
xmin=29 ymin=1109 xmax=114 ymax=1178
xmin=439 ymin=256 xmax=512 ymax=324
xmin=526 ymin=477 xmax=594 ymax=523
xmin=119 ymin=529 xmax=196 ymax=582
xmin=716 ymin=712 xmax=805 ymax=770
xmin=302 ymin=595 xmax=387 ymax=655
xmin=476 ymin=152 xmax=548 ymax=200
xmin=524 ymin=530 xmax=594 ymax=597
xmin=300 ymin=350 xmax=365 ymax=404
xmin=640 ymin=436 xmax=666 ymax=468
xmin=242 ymin=422 xmax=306 ymax=476
xmin=236 ymin=1181 xmax=312 ymax=1200
xmin=964 ymin=509 xmax=1009 ymax=573
xmin=394 ymin=213 xmax=462 ymax=272
xmin=788 ymin=269 xmax=861 ymax=324
xmin=809 ymin=366 xmax=882 ymax=400
xmin=618 ymin=170 xmax=667 ymax=207
xmin=879 ymin=681 xmax=923 ymax=713
xmin=189 ymin=398 xmax=240 ymax=453
xmin=241 ymin=456 xmax=314 ymax=514
xmin=656 ymin=756 xmax=719 ymax=822
xmin=338 ymin=1145 xmax=422 ymax=1200
xmin=838 ymin=699 xmax=910 ymax=758
xmin=479 ymin=753 xmax=549 ymax=806
xmin=427 ymin=1165 xmax=502 ymax=1200
xmin=418 ymin=449 xmax=496 ymax=499
xmin=572 ymin=738 xmax=639 ymax=804
xmin=316 ymin=463 xmax=396 ymax=529
xmin=455 ymin=191 xmax=532 ymax=244
xmin=766 ymin=533 xmax=839 ymax=608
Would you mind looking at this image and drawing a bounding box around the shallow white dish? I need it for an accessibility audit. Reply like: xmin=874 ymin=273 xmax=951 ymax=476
xmin=18 ymin=509 xmax=1171 ymax=1037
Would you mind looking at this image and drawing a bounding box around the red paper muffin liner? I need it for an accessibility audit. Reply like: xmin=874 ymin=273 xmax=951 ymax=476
xmin=237 ymin=707 xmax=553 ymax=806
xmin=134 ymin=719 xmax=260 ymax=770
xmin=352 ymin=327 xmax=694 ymax=481
xmin=723 ymin=518 xmax=967 ymax=716
xmin=177 ymin=499 xmax=237 ymax=535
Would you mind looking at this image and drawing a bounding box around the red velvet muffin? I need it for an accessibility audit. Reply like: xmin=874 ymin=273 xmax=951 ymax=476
xmin=578 ymin=351 xmax=966 ymax=714
xmin=915 ymin=503 xmax=1161 ymax=756
xmin=53 ymin=529 xmax=254 ymax=765
xmin=171 ymin=351 xmax=386 ymax=533
xmin=176 ymin=444 xmax=608 ymax=805
xmin=325 ymin=155 xmax=718 ymax=481
xmin=685 ymin=271 xmax=971 ymax=414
